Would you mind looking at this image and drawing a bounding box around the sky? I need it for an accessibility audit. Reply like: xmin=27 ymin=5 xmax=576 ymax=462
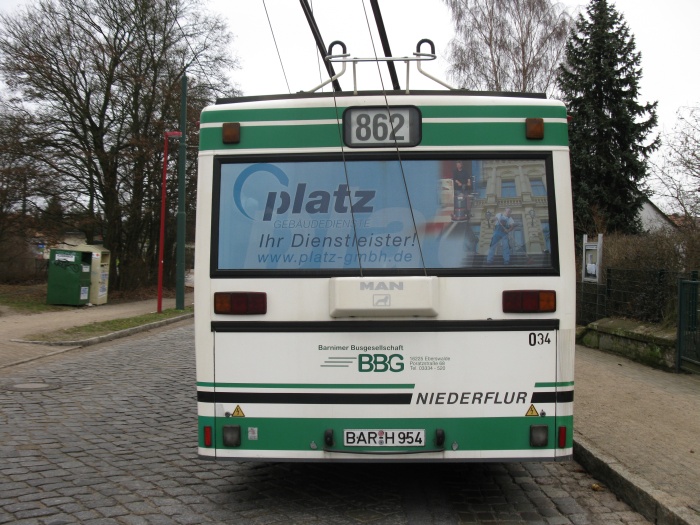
xmin=209 ymin=0 xmax=699 ymax=136
xmin=0 ymin=0 xmax=698 ymax=135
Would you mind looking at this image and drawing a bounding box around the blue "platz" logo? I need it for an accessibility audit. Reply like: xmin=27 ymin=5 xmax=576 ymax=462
xmin=233 ymin=164 xmax=375 ymax=221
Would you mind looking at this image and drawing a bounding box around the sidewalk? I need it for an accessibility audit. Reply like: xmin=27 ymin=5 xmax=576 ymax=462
xmin=0 ymin=292 xmax=193 ymax=369
xmin=0 ymin=302 xmax=698 ymax=524
xmin=574 ymin=345 xmax=700 ymax=525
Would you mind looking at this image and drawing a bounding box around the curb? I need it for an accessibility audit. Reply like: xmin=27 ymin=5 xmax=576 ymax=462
xmin=10 ymin=313 xmax=194 ymax=348
xmin=574 ymin=434 xmax=700 ymax=525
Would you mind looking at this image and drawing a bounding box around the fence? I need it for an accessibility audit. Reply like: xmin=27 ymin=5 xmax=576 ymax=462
xmin=677 ymin=279 xmax=700 ymax=373
xmin=576 ymin=268 xmax=693 ymax=326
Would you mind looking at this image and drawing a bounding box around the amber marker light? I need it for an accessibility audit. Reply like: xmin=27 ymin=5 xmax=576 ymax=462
xmin=222 ymin=122 xmax=241 ymax=144
xmin=525 ymin=118 xmax=544 ymax=140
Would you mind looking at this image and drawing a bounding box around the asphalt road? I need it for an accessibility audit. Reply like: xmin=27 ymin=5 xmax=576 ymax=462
xmin=0 ymin=323 xmax=651 ymax=524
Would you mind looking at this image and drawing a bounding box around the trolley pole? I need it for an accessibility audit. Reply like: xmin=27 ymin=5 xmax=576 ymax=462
xmin=176 ymin=75 xmax=187 ymax=310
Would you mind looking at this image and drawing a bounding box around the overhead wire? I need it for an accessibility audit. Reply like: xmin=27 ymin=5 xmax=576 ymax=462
xmin=311 ymin=1 xmax=326 ymax=91
xmin=327 ymin=48 xmax=363 ymax=275
xmin=167 ymin=2 xmax=206 ymax=84
xmin=262 ymin=0 xmax=291 ymax=94
xmin=165 ymin=0 xmax=237 ymax=99
xmin=358 ymin=0 xmax=429 ymax=275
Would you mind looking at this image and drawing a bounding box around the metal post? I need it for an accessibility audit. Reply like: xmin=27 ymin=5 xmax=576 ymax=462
xmin=157 ymin=131 xmax=182 ymax=313
xmin=176 ymin=75 xmax=187 ymax=310
xmin=677 ymin=278 xmax=686 ymax=372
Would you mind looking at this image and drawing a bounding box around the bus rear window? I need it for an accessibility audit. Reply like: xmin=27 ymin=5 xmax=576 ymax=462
xmin=213 ymin=157 xmax=557 ymax=274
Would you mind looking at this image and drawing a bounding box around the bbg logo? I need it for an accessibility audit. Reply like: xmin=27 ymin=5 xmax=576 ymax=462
xmin=358 ymin=354 xmax=404 ymax=372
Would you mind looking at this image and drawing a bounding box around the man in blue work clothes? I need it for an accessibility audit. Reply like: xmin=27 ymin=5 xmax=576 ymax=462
xmin=487 ymin=207 xmax=515 ymax=264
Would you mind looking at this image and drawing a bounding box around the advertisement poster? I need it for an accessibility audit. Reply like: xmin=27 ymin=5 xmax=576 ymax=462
xmin=217 ymin=159 xmax=550 ymax=271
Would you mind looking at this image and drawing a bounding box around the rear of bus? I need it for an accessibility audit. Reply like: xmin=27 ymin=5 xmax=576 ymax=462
xmin=195 ymin=91 xmax=575 ymax=462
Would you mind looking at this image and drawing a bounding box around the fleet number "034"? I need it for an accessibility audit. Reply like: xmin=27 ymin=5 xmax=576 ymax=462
xmin=529 ymin=332 xmax=552 ymax=346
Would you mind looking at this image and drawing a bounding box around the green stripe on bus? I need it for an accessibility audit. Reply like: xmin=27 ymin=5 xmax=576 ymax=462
xmin=201 ymin=106 xmax=343 ymax=124
xmin=200 ymin=123 xmax=342 ymax=150
xmin=201 ymin=104 xmax=566 ymax=124
xmin=198 ymin=415 xmax=574 ymax=451
xmin=420 ymin=122 xmax=568 ymax=147
xmin=197 ymin=382 xmax=415 ymax=389
xmin=420 ymin=105 xmax=567 ymax=119
xmin=199 ymin=121 xmax=568 ymax=151
xmin=534 ymin=381 xmax=575 ymax=388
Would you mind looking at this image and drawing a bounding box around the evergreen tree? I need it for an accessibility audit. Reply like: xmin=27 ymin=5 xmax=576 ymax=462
xmin=557 ymin=0 xmax=658 ymax=236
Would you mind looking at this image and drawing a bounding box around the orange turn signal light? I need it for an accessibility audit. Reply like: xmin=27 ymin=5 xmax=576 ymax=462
xmin=222 ymin=122 xmax=241 ymax=144
xmin=525 ymin=118 xmax=544 ymax=140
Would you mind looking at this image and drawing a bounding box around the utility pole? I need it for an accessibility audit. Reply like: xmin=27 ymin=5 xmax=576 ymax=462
xmin=176 ymin=75 xmax=187 ymax=310
xmin=157 ymin=130 xmax=182 ymax=313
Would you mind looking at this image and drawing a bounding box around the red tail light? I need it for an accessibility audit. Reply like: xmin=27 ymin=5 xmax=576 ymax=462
xmin=214 ymin=292 xmax=267 ymax=315
xmin=558 ymin=426 xmax=567 ymax=448
xmin=502 ymin=290 xmax=556 ymax=313
xmin=203 ymin=426 xmax=213 ymax=447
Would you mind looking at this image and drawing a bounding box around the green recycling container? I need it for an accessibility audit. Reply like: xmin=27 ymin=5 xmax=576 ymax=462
xmin=46 ymin=249 xmax=92 ymax=306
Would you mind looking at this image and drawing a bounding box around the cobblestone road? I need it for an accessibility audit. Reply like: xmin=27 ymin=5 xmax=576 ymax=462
xmin=0 ymin=324 xmax=650 ymax=524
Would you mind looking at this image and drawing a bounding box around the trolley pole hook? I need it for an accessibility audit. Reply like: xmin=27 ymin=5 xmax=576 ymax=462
xmin=415 ymin=39 xmax=456 ymax=91
xmin=306 ymin=41 xmax=349 ymax=93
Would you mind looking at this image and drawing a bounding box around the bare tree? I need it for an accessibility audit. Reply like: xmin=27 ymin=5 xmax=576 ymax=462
xmin=0 ymin=0 xmax=239 ymax=289
xmin=0 ymin=102 xmax=56 ymax=240
xmin=652 ymin=107 xmax=700 ymax=228
xmin=443 ymin=0 xmax=571 ymax=95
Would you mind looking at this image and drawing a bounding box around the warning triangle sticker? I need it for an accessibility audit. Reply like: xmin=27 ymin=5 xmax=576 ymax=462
xmin=232 ymin=405 xmax=245 ymax=417
xmin=525 ymin=404 xmax=539 ymax=417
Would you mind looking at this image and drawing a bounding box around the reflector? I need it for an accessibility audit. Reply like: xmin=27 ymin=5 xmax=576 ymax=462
xmin=203 ymin=426 xmax=213 ymax=447
xmin=558 ymin=426 xmax=567 ymax=448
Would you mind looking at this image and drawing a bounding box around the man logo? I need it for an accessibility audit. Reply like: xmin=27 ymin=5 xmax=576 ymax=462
xmin=373 ymin=295 xmax=391 ymax=307
xmin=360 ymin=281 xmax=404 ymax=291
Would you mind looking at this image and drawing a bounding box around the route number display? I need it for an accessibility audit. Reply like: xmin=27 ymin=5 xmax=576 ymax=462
xmin=343 ymin=106 xmax=421 ymax=147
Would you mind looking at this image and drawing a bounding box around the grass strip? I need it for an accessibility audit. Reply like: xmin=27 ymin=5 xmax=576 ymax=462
xmin=25 ymin=306 xmax=194 ymax=342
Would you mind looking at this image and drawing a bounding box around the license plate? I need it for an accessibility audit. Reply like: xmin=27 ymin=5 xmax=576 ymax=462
xmin=343 ymin=429 xmax=425 ymax=447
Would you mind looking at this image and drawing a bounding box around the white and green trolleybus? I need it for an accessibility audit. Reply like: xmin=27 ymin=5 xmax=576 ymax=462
xmin=194 ymin=41 xmax=576 ymax=462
